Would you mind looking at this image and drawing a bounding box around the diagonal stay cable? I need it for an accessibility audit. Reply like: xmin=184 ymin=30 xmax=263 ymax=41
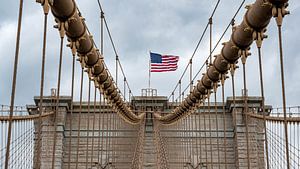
xmin=178 ymin=0 xmax=246 ymax=99
xmin=168 ymin=0 xmax=221 ymax=100
xmin=95 ymin=0 xmax=135 ymax=97
xmin=76 ymin=5 xmax=133 ymax=97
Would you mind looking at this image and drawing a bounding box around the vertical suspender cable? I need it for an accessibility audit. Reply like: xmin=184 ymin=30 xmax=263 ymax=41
xmin=99 ymin=7 xmax=104 ymax=167
xmin=230 ymin=64 xmax=238 ymax=168
xmin=99 ymin=93 xmax=103 ymax=166
xmin=255 ymin=34 xmax=270 ymax=169
xmin=221 ymin=75 xmax=227 ymax=169
xmin=91 ymin=87 xmax=97 ymax=165
xmin=188 ymin=115 xmax=191 ymax=165
xmin=104 ymin=98 xmax=108 ymax=164
xmin=214 ymin=84 xmax=220 ymax=168
xmin=191 ymin=113 xmax=195 ymax=166
xmin=207 ymin=92 xmax=213 ymax=168
xmin=4 ymin=0 xmax=23 ymax=168
xmin=108 ymin=105 xmax=111 ymax=164
xmin=35 ymin=4 xmax=48 ymax=168
xmin=51 ymin=31 xmax=65 ymax=169
xmin=67 ymin=54 xmax=76 ymax=169
xmin=199 ymin=103 xmax=202 ymax=167
xmin=203 ymin=100 xmax=208 ymax=166
xmin=183 ymin=118 xmax=186 ymax=165
xmin=85 ymin=79 xmax=91 ymax=169
xmin=208 ymin=16 xmax=213 ymax=168
xmin=194 ymin=109 xmax=199 ymax=167
xmin=242 ymin=55 xmax=250 ymax=169
xmin=75 ymin=68 xmax=84 ymax=169
xmin=275 ymin=10 xmax=290 ymax=168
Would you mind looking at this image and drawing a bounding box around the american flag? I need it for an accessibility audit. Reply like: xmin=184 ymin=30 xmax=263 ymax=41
xmin=150 ymin=52 xmax=179 ymax=72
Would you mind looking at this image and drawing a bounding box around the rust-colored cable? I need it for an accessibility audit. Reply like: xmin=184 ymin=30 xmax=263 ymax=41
xmin=90 ymin=87 xmax=97 ymax=165
xmin=221 ymin=75 xmax=227 ymax=169
xmin=276 ymin=12 xmax=290 ymax=168
xmin=51 ymin=34 xmax=64 ymax=169
xmin=85 ymin=79 xmax=91 ymax=169
xmin=4 ymin=0 xmax=24 ymax=168
xmin=99 ymin=93 xmax=104 ymax=166
xmin=75 ymin=68 xmax=84 ymax=169
xmin=242 ymin=57 xmax=250 ymax=169
xmin=35 ymin=6 xmax=48 ymax=168
xmin=67 ymin=54 xmax=76 ymax=169
xmin=256 ymin=36 xmax=270 ymax=169
xmin=230 ymin=64 xmax=237 ymax=169
xmin=214 ymin=84 xmax=220 ymax=168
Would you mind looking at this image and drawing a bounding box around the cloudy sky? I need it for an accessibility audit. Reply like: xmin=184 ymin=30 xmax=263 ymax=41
xmin=0 ymin=0 xmax=299 ymax=108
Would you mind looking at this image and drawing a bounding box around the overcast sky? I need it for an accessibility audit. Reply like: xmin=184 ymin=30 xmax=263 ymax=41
xmin=0 ymin=0 xmax=299 ymax=108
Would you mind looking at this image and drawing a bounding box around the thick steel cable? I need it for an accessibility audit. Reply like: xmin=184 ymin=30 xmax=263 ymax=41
xmin=75 ymin=68 xmax=84 ymax=169
xmin=221 ymin=76 xmax=227 ymax=169
xmin=214 ymin=84 xmax=220 ymax=168
xmin=90 ymin=87 xmax=97 ymax=165
xmin=198 ymin=107 xmax=203 ymax=167
xmin=242 ymin=58 xmax=251 ymax=169
xmin=4 ymin=0 xmax=23 ymax=168
xmin=111 ymin=111 xmax=114 ymax=165
xmin=67 ymin=54 xmax=76 ymax=169
xmin=194 ymin=109 xmax=199 ymax=167
xmin=188 ymin=115 xmax=191 ymax=165
xmin=230 ymin=64 xmax=237 ymax=169
xmin=99 ymin=93 xmax=104 ymax=166
xmin=185 ymin=117 xmax=188 ymax=165
xmin=96 ymin=0 xmax=135 ymax=98
xmin=208 ymin=15 xmax=214 ymax=168
xmin=190 ymin=114 xmax=194 ymax=166
xmin=117 ymin=60 xmax=134 ymax=98
xmin=168 ymin=0 xmax=221 ymax=100
xmin=256 ymin=38 xmax=270 ymax=169
xmin=51 ymin=35 xmax=64 ymax=169
xmin=182 ymin=119 xmax=186 ymax=165
xmin=158 ymin=1 xmax=290 ymax=124
xmin=203 ymin=103 xmax=208 ymax=166
xmin=104 ymin=98 xmax=108 ymax=165
xmin=207 ymin=93 xmax=213 ymax=168
xmin=276 ymin=14 xmax=290 ymax=168
xmin=108 ymin=107 xmax=112 ymax=164
xmin=113 ymin=111 xmax=116 ymax=165
xmin=99 ymin=7 xmax=104 ymax=167
xmin=176 ymin=0 xmax=245 ymax=102
xmin=85 ymin=79 xmax=91 ymax=169
xmin=35 ymin=10 xmax=48 ymax=169
xmin=179 ymin=2 xmax=246 ymax=100
xmin=57 ymin=2 xmax=140 ymax=124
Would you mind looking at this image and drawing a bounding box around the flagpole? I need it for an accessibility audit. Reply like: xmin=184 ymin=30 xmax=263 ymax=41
xmin=148 ymin=51 xmax=151 ymax=89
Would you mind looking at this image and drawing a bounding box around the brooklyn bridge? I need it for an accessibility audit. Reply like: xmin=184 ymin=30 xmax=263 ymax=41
xmin=0 ymin=0 xmax=299 ymax=168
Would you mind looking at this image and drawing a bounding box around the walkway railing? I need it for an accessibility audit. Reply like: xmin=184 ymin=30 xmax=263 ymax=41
xmin=0 ymin=106 xmax=35 ymax=169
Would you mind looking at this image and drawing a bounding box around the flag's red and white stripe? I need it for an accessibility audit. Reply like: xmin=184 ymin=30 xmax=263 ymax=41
xmin=151 ymin=55 xmax=179 ymax=72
